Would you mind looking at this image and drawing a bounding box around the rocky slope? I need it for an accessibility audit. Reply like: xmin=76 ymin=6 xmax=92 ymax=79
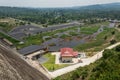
xmin=0 ymin=43 xmax=49 ymax=80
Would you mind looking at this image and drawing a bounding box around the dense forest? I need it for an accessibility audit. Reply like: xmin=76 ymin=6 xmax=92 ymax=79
xmin=0 ymin=3 xmax=120 ymax=25
xmin=54 ymin=45 xmax=120 ymax=80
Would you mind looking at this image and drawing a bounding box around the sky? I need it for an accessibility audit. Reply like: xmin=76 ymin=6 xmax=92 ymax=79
xmin=0 ymin=0 xmax=120 ymax=8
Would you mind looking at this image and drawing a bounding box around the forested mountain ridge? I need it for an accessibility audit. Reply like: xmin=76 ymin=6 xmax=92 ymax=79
xmin=74 ymin=2 xmax=120 ymax=10
xmin=0 ymin=3 xmax=120 ymax=25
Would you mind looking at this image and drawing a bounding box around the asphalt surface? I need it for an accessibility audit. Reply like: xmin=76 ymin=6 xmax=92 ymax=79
xmin=8 ymin=23 xmax=79 ymax=40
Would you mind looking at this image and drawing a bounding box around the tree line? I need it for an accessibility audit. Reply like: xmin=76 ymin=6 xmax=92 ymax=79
xmin=0 ymin=3 xmax=120 ymax=25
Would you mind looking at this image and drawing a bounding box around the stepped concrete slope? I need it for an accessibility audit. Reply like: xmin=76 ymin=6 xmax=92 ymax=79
xmin=0 ymin=43 xmax=50 ymax=80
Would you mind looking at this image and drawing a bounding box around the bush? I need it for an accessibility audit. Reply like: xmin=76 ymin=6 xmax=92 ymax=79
xmin=115 ymin=45 xmax=120 ymax=52
xmin=110 ymin=39 xmax=116 ymax=44
xmin=111 ymin=31 xmax=115 ymax=35
xmin=103 ymin=49 xmax=114 ymax=59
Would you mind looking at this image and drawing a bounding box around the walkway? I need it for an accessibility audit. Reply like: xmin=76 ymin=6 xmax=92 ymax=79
xmin=49 ymin=42 xmax=120 ymax=78
xmin=26 ymin=50 xmax=45 ymax=58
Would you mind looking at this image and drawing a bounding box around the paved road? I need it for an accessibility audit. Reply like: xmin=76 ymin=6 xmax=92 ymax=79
xmin=49 ymin=42 xmax=120 ymax=78
xmin=0 ymin=42 xmax=50 ymax=80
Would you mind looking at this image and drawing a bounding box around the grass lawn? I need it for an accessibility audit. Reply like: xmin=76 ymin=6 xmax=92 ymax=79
xmin=16 ymin=34 xmax=43 ymax=49
xmin=80 ymin=21 xmax=109 ymax=34
xmin=80 ymin=26 xmax=100 ymax=34
xmin=69 ymin=31 xmax=79 ymax=36
xmin=74 ymin=27 xmax=118 ymax=56
xmin=42 ymin=53 xmax=69 ymax=71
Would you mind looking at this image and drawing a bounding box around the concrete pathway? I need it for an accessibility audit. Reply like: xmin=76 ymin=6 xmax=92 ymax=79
xmin=49 ymin=42 xmax=120 ymax=78
xmin=52 ymin=52 xmax=60 ymax=64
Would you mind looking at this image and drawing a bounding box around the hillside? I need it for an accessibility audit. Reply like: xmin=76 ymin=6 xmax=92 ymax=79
xmin=54 ymin=45 xmax=120 ymax=80
xmin=75 ymin=2 xmax=120 ymax=10
xmin=0 ymin=3 xmax=120 ymax=25
xmin=0 ymin=43 xmax=49 ymax=80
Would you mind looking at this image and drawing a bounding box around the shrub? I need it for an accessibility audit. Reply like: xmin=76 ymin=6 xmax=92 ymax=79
xmin=110 ymin=39 xmax=116 ymax=44
xmin=115 ymin=45 xmax=120 ymax=52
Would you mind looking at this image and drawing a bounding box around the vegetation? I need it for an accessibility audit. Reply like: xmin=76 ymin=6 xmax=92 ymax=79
xmin=0 ymin=3 xmax=120 ymax=25
xmin=74 ymin=28 xmax=118 ymax=53
xmin=0 ymin=18 xmax=28 ymax=32
xmin=0 ymin=2 xmax=119 ymax=80
xmin=42 ymin=53 xmax=68 ymax=71
xmin=0 ymin=32 xmax=19 ymax=44
xmin=17 ymin=22 xmax=109 ymax=49
xmin=80 ymin=22 xmax=108 ymax=34
xmin=54 ymin=45 xmax=120 ymax=80
xmin=110 ymin=39 xmax=117 ymax=44
xmin=16 ymin=26 xmax=78 ymax=49
xmin=0 ymin=3 xmax=119 ymax=80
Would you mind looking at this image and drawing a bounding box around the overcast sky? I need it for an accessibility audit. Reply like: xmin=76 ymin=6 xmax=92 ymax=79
xmin=0 ymin=0 xmax=120 ymax=8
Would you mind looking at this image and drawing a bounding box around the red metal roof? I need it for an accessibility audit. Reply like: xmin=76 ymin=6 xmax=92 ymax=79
xmin=60 ymin=48 xmax=78 ymax=57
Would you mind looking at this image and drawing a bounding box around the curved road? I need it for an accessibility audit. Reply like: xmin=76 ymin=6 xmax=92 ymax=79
xmin=49 ymin=42 xmax=120 ymax=78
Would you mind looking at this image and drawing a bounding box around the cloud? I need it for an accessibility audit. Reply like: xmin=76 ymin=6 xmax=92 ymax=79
xmin=0 ymin=0 xmax=120 ymax=8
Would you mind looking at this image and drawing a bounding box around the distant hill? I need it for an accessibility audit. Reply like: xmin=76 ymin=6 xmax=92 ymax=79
xmin=0 ymin=2 xmax=120 ymax=11
xmin=0 ymin=2 xmax=120 ymax=25
xmin=72 ymin=2 xmax=120 ymax=10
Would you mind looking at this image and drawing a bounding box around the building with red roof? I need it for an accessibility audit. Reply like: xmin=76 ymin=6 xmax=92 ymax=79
xmin=60 ymin=48 xmax=78 ymax=62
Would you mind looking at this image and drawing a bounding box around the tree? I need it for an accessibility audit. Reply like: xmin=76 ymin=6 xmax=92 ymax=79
xmin=104 ymin=36 xmax=107 ymax=40
xmin=111 ymin=31 xmax=115 ymax=35
xmin=118 ymin=25 xmax=120 ymax=28
xmin=110 ymin=39 xmax=116 ymax=44
xmin=103 ymin=49 xmax=113 ymax=59
xmin=42 ymin=24 xmax=48 ymax=28
xmin=115 ymin=45 xmax=120 ymax=52
xmin=28 ymin=22 xmax=31 ymax=25
xmin=19 ymin=22 xmax=25 ymax=25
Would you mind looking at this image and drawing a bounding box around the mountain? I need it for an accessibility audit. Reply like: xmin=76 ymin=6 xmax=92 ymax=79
xmin=0 ymin=43 xmax=49 ymax=80
xmin=73 ymin=2 xmax=120 ymax=10
xmin=0 ymin=2 xmax=120 ymax=26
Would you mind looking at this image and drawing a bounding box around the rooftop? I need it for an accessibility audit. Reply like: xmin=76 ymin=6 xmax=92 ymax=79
xmin=60 ymin=48 xmax=78 ymax=57
xmin=18 ymin=45 xmax=45 ymax=55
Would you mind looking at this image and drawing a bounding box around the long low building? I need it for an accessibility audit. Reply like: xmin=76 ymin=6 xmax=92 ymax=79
xmin=18 ymin=45 xmax=45 ymax=56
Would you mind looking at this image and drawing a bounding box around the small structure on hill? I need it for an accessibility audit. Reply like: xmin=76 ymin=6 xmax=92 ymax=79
xmin=60 ymin=48 xmax=78 ymax=63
